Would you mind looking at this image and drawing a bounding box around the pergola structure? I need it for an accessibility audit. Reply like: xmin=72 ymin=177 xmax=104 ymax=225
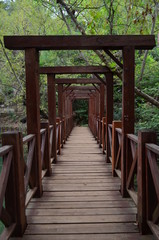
xmin=4 ymin=35 xmax=155 ymax=199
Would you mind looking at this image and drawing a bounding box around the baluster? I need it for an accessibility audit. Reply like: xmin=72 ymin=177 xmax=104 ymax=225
xmin=138 ymin=130 xmax=156 ymax=234
xmin=2 ymin=132 xmax=26 ymax=236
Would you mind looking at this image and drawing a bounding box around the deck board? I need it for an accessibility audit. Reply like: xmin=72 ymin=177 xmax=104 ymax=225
xmin=11 ymin=126 xmax=154 ymax=239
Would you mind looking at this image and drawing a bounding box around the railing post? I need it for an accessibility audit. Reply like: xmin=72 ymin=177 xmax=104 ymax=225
xmin=138 ymin=130 xmax=156 ymax=234
xmin=2 ymin=132 xmax=27 ymax=236
xmin=40 ymin=122 xmax=52 ymax=176
xmin=47 ymin=74 xmax=57 ymax=163
xmin=25 ymin=48 xmax=42 ymax=197
xmin=99 ymin=84 xmax=105 ymax=147
xmin=112 ymin=121 xmax=122 ymax=177
xmin=102 ymin=117 xmax=106 ymax=153
xmin=121 ymin=46 xmax=135 ymax=197
xmin=56 ymin=118 xmax=61 ymax=155
xmin=63 ymin=117 xmax=66 ymax=144
xmin=106 ymin=72 xmax=113 ymax=163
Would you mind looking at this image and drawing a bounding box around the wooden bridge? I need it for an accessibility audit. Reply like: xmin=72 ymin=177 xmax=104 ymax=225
xmin=0 ymin=35 xmax=159 ymax=239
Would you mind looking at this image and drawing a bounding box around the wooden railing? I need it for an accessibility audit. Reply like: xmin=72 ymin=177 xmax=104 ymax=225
xmin=0 ymin=115 xmax=73 ymax=238
xmin=145 ymin=143 xmax=159 ymax=237
xmin=0 ymin=145 xmax=16 ymax=239
xmin=102 ymin=117 xmax=106 ymax=153
xmin=23 ymin=134 xmax=36 ymax=206
xmin=112 ymin=122 xmax=122 ymax=178
xmin=101 ymin=119 xmax=159 ymax=238
xmin=126 ymin=134 xmax=138 ymax=205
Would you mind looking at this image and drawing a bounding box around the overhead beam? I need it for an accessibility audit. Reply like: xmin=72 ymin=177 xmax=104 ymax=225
xmin=55 ymin=78 xmax=101 ymax=84
xmin=4 ymin=35 xmax=155 ymax=50
xmin=39 ymin=66 xmax=109 ymax=74
xmin=66 ymin=86 xmax=97 ymax=91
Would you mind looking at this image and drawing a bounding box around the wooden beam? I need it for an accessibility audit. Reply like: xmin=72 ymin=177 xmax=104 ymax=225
xmin=105 ymin=72 xmax=113 ymax=163
xmin=73 ymin=96 xmax=90 ymax=99
xmin=55 ymin=78 xmax=101 ymax=84
xmin=4 ymin=35 xmax=156 ymax=50
xmin=58 ymin=84 xmax=63 ymax=118
xmin=66 ymin=86 xmax=96 ymax=91
xmin=47 ymin=74 xmax=57 ymax=161
xmin=25 ymin=48 xmax=42 ymax=197
xmin=39 ymin=66 xmax=109 ymax=74
xmin=121 ymin=46 xmax=135 ymax=197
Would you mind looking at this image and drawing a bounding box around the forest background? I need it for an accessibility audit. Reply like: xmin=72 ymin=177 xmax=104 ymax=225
xmin=0 ymin=0 xmax=159 ymax=132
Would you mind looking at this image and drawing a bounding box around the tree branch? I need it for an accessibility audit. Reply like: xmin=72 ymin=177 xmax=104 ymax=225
xmin=57 ymin=0 xmax=159 ymax=108
xmin=0 ymin=40 xmax=23 ymax=91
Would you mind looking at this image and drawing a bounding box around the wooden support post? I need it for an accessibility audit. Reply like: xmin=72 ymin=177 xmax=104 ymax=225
xmin=58 ymin=84 xmax=63 ymax=146
xmin=102 ymin=117 xmax=106 ymax=153
xmin=25 ymin=48 xmax=42 ymax=197
xmin=121 ymin=46 xmax=135 ymax=197
xmin=138 ymin=130 xmax=156 ymax=234
xmin=63 ymin=90 xmax=66 ymax=143
xmin=99 ymin=84 xmax=105 ymax=147
xmin=112 ymin=121 xmax=122 ymax=177
xmin=56 ymin=118 xmax=61 ymax=155
xmin=2 ymin=132 xmax=27 ymax=236
xmin=40 ymin=121 xmax=52 ymax=176
xmin=58 ymin=84 xmax=63 ymax=118
xmin=106 ymin=72 xmax=113 ymax=162
xmin=47 ymin=74 xmax=57 ymax=162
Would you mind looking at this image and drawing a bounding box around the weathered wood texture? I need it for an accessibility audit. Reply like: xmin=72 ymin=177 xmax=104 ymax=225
xmin=11 ymin=127 xmax=153 ymax=240
xmin=4 ymin=35 xmax=155 ymax=50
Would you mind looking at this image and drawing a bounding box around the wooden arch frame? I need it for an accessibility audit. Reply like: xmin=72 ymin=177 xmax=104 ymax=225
xmin=4 ymin=35 xmax=156 ymax=197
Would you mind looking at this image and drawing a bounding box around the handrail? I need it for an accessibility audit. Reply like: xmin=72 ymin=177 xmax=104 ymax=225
xmin=23 ymin=134 xmax=36 ymax=206
xmin=145 ymin=142 xmax=159 ymax=237
xmin=0 ymin=145 xmax=15 ymax=239
xmin=126 ymin=133 xmax=138 ymax=205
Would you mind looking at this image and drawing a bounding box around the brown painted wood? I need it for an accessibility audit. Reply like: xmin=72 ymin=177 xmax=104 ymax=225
xmin=24 ymin=223 xmax=139 ymax=234
xmin=40 ymin=122 xmax=52 ymax=176
xmin=25 ymin=48 xmax=42 ymax=197
xmin=106 ymin=72 xmax=113 ymax=162
xmin=2 ymin=132 xmax=27 ymax=236
xmin=138 ymin=130 xmax=156 ymax=234
xmin=99 ymin=84 xmax=105 ymax=147
xmin=121 ymin=46 xmax=135 ymax=197
xmin=47 ymin=74 xmax=57 ymax=161
xmin=4 ymin=35 xmax=156 ymax=50
xmin=40 ymin=66 xmax=109 ymax=74
xmin=55 ymin=78 xmax=101 ymax=84
xmin=58 ymin=84 xmax=63 ymax=118
xmin=19 ymin=127 xmax=146 ymax=240
xmin=66 ymin=86 xmax=96 ymax=91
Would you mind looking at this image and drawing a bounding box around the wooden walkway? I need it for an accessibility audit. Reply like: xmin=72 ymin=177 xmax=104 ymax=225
xmin=13 ymin=127 xmax=153 ymax=240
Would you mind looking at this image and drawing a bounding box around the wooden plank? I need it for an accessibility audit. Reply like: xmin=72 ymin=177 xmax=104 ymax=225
xmin=26 ymin=207 xmax=137 ymax=216
xmin=30 ymin=195 xmax=129 ymax=202
xmin=17 ymin=126 xmax=144 ymax=239
xmin=24 ymin=223 xmax=139 ymax=234
xmin=11 ymin=233 xmax=154 ymax=240
xmin=4 ymin=35 xmax=156 ymax=50
xmin=27 ymin=200 xmax=135 ymax=209
xmin=41 ymin=190 xmax=122 ymax=197
xmin=40 ymin=66 xmax=109 ymax=74
xmin=27 ymin=214 xmax=136 ymax=224
xmin=55 ymin=78 xmax=101 ymax=84
xmin=42 ymin=178 xmax=120 ymax=184
xmin=43 ymin=184 xmax=120 ymax=191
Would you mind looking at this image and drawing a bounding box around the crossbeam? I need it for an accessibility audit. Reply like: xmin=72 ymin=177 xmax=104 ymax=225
xmin=4 ymin=35 xmax=155 ymax=50
xmin=39 ymin=66 xmax=109 ymax=74
xmin=55 ymin=78 xmax=101 ymax=84
xmin=66 ymin=86 xmax=97 ymax=91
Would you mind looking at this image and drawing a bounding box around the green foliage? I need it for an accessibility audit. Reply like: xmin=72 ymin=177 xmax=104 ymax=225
xmin=0 ymin=0 xmax=158 ymax=134
xmin=73 ymin=100 xmax=88 ymax=126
